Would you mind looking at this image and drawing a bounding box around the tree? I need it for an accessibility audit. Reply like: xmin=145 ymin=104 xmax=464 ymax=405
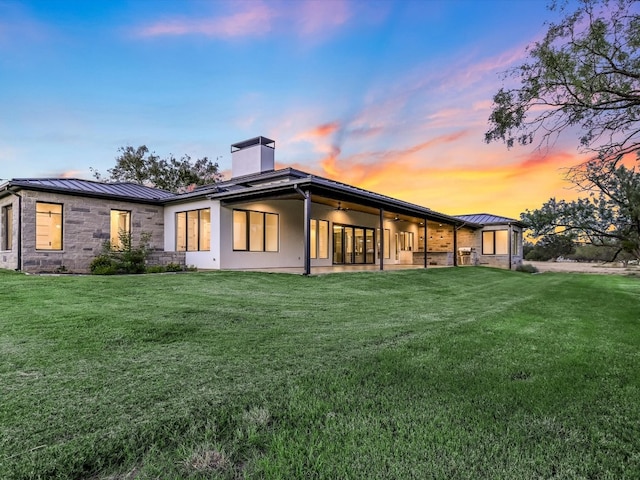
xmin=522 ymin=161 xmax=640 ymax=259
xmin=524 ymin=233 xmax=576 ymax=261
xmin=92 ymin=145 xmax=222 ymax=193
xmin=485 ymin=0 xmax=640 ymax=260
xmin=485 ymin=0 xmax=640 ymax=164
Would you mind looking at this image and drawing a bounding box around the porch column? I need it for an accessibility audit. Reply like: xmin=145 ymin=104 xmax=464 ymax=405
xmin=508 ymin=223 xmax=513 ymax=270
xmin=303 ymin=190 xmax=311 ymax=275
xmin=379 ymin=208 xmax=384 ymax=271
xmin=423 ymin=220 xmax=428 ymax=269
xmin=453 ymin=225 xmax=458 ymax=267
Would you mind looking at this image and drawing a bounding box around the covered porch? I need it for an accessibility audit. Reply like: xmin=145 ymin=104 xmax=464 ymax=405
xmin=210 ymin=172 xmax=482 ymax=275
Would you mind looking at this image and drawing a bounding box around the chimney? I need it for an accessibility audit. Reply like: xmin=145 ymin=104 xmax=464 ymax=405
xmin=231 ymin=136 xmax=275 ymax=178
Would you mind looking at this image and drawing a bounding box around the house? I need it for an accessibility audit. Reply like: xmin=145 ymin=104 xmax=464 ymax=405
xmin=0 ymin=136 xmax=525 ymax=274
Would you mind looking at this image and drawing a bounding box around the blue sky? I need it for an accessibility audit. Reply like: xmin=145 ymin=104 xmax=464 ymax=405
xmin=0 ymin=0 xmax=585 ymax=217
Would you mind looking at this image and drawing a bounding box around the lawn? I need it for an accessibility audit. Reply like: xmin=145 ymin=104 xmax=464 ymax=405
xmin=1 ymin=267 xmax=639 ymax=479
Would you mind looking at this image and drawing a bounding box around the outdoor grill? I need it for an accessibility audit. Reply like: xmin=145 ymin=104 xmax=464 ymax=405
xmin=458 ymin=247 xmax=473 ymax=265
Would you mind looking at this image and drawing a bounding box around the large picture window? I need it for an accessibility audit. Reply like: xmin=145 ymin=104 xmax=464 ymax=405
xmin=482 ymin=230 xmax=509 ymax=255
xmin=2 ymin=205 xmax=12 ymax=251
xmin=310 ymin=219 xmax=329 ymax=259
xmin=110 ymin=210 xmax=131 ymax=249
xmin=176 ymin=208 xmax=210 ymax=251
xmin=233 ymin=209 xmax=278 ymax=252
xmin=36 ymin=202 xmax=63 ymax=250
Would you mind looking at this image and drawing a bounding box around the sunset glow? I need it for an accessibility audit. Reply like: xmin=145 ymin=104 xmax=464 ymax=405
xmin=0 ymin=0 xmax=590 ymax=219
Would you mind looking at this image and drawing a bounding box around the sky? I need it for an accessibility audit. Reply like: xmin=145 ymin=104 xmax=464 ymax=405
xmin=0 ymin=0 xmax=589 ymax=218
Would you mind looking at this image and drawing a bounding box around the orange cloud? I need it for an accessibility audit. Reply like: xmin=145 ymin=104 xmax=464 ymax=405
xmin=298 ymin=134 xmax=586 ymax=218
xmin=299 ymin=121 xmax=340 ymax=140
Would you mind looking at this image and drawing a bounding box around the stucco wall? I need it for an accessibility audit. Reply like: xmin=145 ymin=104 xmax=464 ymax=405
xmin=164 ymin=198 xmax=220 ymax=269
xmin=17 ymin=190 xmax=166 ymax=273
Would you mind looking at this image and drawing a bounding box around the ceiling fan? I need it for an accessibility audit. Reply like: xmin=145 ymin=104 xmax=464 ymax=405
xmin=335 ymin=201 xmax=349 ymax=211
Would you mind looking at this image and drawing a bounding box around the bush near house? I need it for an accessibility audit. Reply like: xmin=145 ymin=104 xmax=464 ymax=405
xmin=90 ymin=231 xmax=150 ymax=274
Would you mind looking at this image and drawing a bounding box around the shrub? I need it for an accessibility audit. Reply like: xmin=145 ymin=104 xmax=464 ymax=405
xmin=516 ymin=263 xmax=539 ymax=273
xmin=90 ymin=254 xmax=117 ymax=275
xmin=145 ymin=265 xmax=167 ymax=274
xmin=165 ymin=262 xmax=183 ymax=272
xmin=90 ymin=232 xmax=151 ymax=275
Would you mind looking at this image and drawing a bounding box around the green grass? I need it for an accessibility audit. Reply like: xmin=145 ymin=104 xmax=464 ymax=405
xmin=1 ymin=268 xmax=639 ymax=479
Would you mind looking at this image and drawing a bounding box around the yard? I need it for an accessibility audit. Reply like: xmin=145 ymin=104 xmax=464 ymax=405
xmin=1 ymin=267 xmax=639 ymax=479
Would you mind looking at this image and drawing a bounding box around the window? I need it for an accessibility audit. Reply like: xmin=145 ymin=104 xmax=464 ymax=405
xmin=176 ymin=208 xmax=210 ymax=251
xmin=36 ymin=202 xmax=63 ymax=250
xmin=482 ymin=230 xmax=509 ymax=255
xmin=399 ymin=231 xmax=414 ymax=251
xmin=233 ymin=209 xmax=278 ymax=252
xmin=110 ymin=210 xmax=131 ymax=249
xmin=512 ymin=230 xmax=521 ymax=256
xmin=384 ymin=229 xmax=390 ymax=258
xmin=310 ymin=219 xmax=329 ymax=259
xmin=2 ymin=205 xmax=12 ymax=250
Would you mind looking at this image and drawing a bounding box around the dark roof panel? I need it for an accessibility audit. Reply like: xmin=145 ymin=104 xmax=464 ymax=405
xmin=8 ymin=178 xmax=176 ymax=202
xmin=455 ymin=213 xmax=524 ymax=226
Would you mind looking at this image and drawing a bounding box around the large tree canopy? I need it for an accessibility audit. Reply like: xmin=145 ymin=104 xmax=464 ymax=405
xmin=486 ymin=0 xmax=640 ymax=260
xmin=485 ymin=0 xmax=640 ymax=163
xmin=522 ymin=160 xmax=640 ymax=258
xmin=92 ymin=145 xmax=221 ymax=193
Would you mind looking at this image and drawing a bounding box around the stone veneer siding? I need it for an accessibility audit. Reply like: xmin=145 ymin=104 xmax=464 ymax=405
xmin=413 ymin=225 xmax=479 ymax=266
xmin=18 ymin=190 xmax=170 ymax=273
xmin=0 ymin=195 xmax=18 ymax=270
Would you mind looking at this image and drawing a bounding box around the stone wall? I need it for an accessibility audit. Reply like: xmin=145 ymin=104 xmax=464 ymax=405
xmin=0 ymin=195 xmax=18 ymax=270
xmin=19 ymin=190 xmax=166 ymax=273
xmin=147 ymin=250 xmax=186 ymax=267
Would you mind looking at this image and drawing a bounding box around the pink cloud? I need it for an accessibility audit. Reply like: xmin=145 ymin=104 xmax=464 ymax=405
xmin=296 ymin=0 xmax=351 ymax=36
xmin=138 ymin=3 xmax=276 ymax=38
xmin=136 ymin=0 xmax=354 ymax=40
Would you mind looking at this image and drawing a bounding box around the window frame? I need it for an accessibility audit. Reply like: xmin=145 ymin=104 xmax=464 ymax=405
xmin=1 ymin=204 xmax=12 ymax=251
xmin=332 ymin=223 xmax=376 ymax=265
xmin=512 ymin=229 xmax=521 ymax=256
xmin=35 ymin=202 xmax=63 ymax=251
xmin=232 ymin=209 xmax=279 ymax=253
xmin=399 ymin=231 xmax=414 ymax=251
xmin=110 ymin=209 xmax=131 ymax=250
xmin=310 ymin=219 xmax=329 ymax=259
xmin=482 ymin=229 xmax=510 ymax=256
xmin=176 ymin=208 xmax=211 ymax=252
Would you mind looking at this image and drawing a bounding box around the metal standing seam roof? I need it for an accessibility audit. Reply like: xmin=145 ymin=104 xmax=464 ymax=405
xmin=455 ymin=213 xmax=525 ymax=226
xmin=5 ymin=178 xmax=176 ymax=202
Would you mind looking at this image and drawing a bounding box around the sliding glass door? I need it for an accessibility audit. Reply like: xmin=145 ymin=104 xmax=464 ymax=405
xmin=333 ymin=224 xmax=376 ymax=265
